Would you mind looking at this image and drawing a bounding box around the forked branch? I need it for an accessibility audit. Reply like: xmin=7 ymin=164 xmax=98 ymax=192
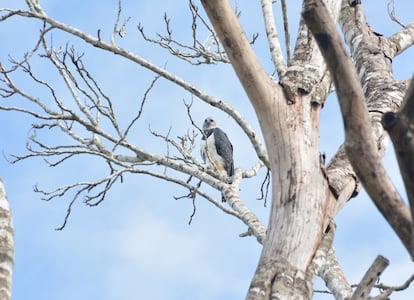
xmin=137 ymin=0 xmax=229 ymax=65
xmin=303 ymin=0 xmax=413 ymax=257
xmin=0 ymin=19 xmax=267 ymax=237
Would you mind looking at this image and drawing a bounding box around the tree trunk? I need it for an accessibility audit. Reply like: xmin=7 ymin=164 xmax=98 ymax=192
xmin=248 ymin=93 xmax=331 ymax=299
xmin=0 ymin=178 xmax=14 ymax=300
xmin=201 ymin=0 xmax=340 ymax=298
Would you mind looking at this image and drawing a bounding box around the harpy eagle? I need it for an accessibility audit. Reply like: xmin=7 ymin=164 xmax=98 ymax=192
xmin=200 ymin=117 xmax=234 ymax=201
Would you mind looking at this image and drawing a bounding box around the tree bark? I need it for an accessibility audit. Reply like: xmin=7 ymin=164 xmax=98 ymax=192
xmin=351 ymin=255 xmax=389 ymax=300
xmin=201 ymin=0 xmax=339 ymax=298
xmin=382 ymin=77 xmax=414 ymax=250
xmin=0 ymin=178 xmax=14 ymax=300
xmin=326 ymin=3 xmax=413 ymax=216
xmin=303 ymin=0 xmax=413 ymax=258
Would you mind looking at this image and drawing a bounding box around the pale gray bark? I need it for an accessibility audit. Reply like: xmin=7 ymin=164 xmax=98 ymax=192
xmin=308 ymin=223 xmax=353 ymax=300
xmin=382 ymin=77 xmax=414 ymax=250
xmin=303 ymin=0 xmax=413 ymax=257
xmin=351 ymin=255 xmax=389 ymax=300
xmin=202 ymin=0 xmax=414 ymax=298
xmin=0 ymin=178 xmax=14 ymax=300
xmin=201 ymin=0 xmax=341 ymax=298
xmin=327 ymin=0 xmax=412 ymax=210
xmin=260 ymin=0 xmax=287 ymax=77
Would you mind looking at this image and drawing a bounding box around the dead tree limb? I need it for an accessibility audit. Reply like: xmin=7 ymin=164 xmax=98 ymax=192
xmin=351 ymin=255 xmax=389 ymax=300
xmin=382 ymin=76 xmax=414 ymax=249
xmin=303 ymin=0 xmax=413 ymax=257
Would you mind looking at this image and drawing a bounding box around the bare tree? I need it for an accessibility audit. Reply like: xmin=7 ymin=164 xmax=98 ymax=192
xmin=0 ymin=0 xmax=414 ymax=299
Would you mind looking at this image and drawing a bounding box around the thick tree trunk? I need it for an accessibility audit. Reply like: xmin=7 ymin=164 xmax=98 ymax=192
xmin=248 ymin=93 xmax=330 ymax=299
xmin=0 ymin=178 xmax=14 ymax=300
xmin=201 ymin=0 xmax=338 ymax=298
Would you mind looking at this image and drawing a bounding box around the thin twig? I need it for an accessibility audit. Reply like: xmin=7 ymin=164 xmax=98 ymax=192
xmin=387 ymin=0 xmax=405 ymax=28
xmin=281 ymin=0 xmax=291 ymax=61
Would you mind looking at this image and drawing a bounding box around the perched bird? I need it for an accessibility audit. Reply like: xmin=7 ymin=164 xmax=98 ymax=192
xmin=200 ymin=117 xmax=234 ymax=201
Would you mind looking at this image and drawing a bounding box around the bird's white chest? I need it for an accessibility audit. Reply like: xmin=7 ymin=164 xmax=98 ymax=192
xmin=201 ymin=134 xmax=226 ymax=174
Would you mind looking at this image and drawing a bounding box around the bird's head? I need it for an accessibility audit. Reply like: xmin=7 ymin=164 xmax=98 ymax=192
xmin=203 ymin=117 xmax=217 ymax=131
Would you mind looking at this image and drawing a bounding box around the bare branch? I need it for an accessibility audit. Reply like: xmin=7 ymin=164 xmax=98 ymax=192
xmin=25 ymin=0 xmax=45 ymax=15
xmin=280 ymin=0 xmax=291 ymax=61
xmin=327 ymin=1 xmax=410 ymax=213
xmin=138 ymin=170 xmax=239 ymax=218
xmin=121 ymin=74 xmax=161 ymax=144
xmin=224 ymin=169 xmax=267 ymax=244
xmin=137 ymin=1 xmax=229 ymax=65
xmin=303 ymin=0 xmax=413 ymax=257
xmin=388 ymin=22 xmax=414 ymax=58
xmin=183 ymin=98 xmax=204 ymax=137
xmin=372 ymin=273 xmax=414 ymax=299
xmin=387 ymin=0 xmax=405 ymax=28
xmin=309 ymin=223 xmax=353 ymax=299
xmin=382 ymin=76 xmax=414 ymax=248
xmin=8 ymin=6 xmax=268 ymax=165
xmin=135 ymin=167 xmax=267 ymax=242
xmin=201 ymin=0 xmax=280 ymax=112
xmin=0 ymin=36 xmax=268 ymax=235
xmin=260 ymin=0 xmax=287 ymax=77
xmin=351 ymin=255 xmax=389 ymax=300
xmin=149 ymin=126 xmax=202 ymax=167
xmin=112 ymin=0 xmax=130 ymax=43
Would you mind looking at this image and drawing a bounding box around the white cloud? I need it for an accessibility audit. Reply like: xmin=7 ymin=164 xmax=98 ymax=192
xmin=106 ymin=208 xmax=254 ymax=299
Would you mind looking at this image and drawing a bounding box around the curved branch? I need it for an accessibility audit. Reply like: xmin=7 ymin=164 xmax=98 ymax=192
xmin=372 ymin=273 xmax=414 ymax=299
xmin=326 ymin=1 xmax=410 ymax=212
xmin=382 ymin=76 xmax=414 ymax=248
xmin=130 ymin=169 xmax=240 ymax=219
xmin=303 ymin=0 xmax=413 ymax=257
xmin=1 ymin=51 xmax=268 ymax=237
xmin=0 ymin=7 xmax=269 ymax=167
xmin=200 ymin=0 xmax=283 ymax=120
xmin=137 ymin=0 xmax=230 ymax=65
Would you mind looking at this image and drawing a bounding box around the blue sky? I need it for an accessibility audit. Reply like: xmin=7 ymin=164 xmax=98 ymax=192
xmin=0 ymin=0 xmax=413 ymax=299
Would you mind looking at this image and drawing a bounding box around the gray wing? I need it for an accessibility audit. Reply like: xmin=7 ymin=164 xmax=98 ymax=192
xmin=213 ymin=128 xmax=234 ymax=176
